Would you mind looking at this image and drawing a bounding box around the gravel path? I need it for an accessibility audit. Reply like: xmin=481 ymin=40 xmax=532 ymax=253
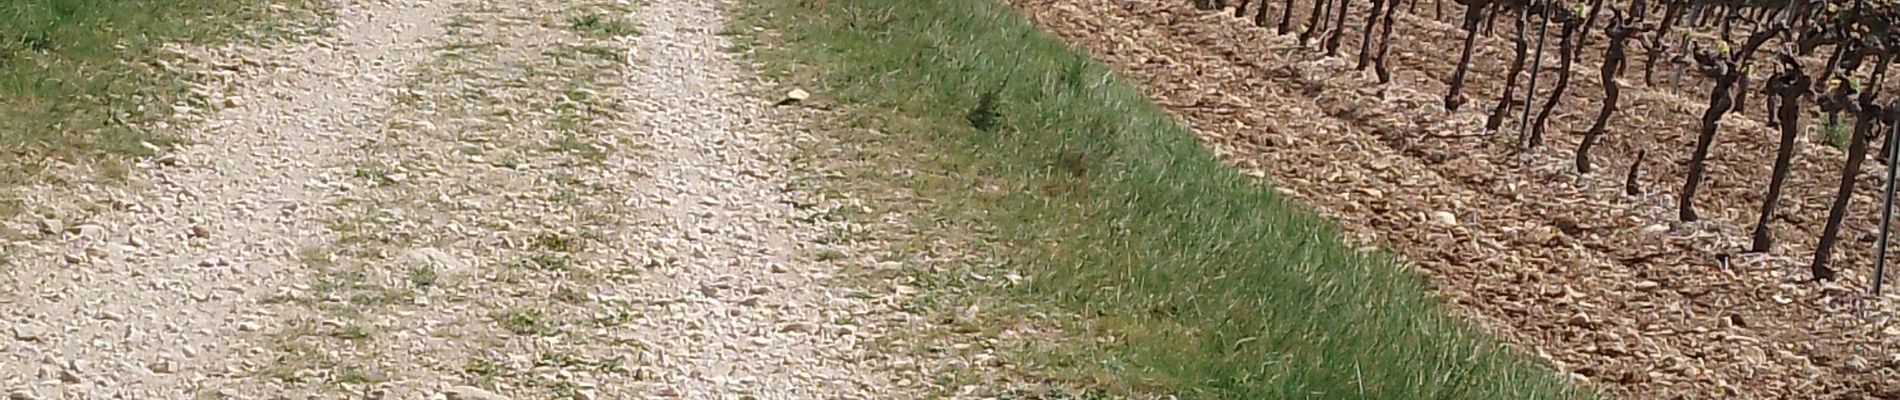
xmin=0 ymin=0 xmax=906 ymax=398
xmin=1 ymin=0 xmax=457 ymax=398
xmin=612 ymin=1 xmax=902 ymax=398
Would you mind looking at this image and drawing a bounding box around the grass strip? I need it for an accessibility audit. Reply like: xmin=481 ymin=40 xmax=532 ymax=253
xmin=738 ymin=0 xmax=1594 ymax=398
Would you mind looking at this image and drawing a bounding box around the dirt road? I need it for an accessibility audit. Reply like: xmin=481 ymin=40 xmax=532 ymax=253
xmin=1 ymin=0 xmax=906 ymax=398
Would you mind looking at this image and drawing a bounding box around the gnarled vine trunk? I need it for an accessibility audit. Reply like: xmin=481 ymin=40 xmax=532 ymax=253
xmin=1577 ymin=12 xmax=1634 ymax=173
xmin=1444 ymin=0 xmax=1490 ymax=112
xmin=1256 ymin=0 xmax=1275 ymax=26
xmin=1680 ymin=60 xmax=1741 ymax=222
xmin=1753 ymin=56 xmax=1812 ymax=252
xmin=1528 ymin=12 xmax=1580 ymax=148
xmin=1680 ymin=25 xmax=1781 ymax=221
xmin=1358 ymin=0 xmax=1387 ymax=69
xmin=1813 ymin=52 xmax=1895 ymax=281
xmin=1643 ymin=1 xmax=1687 ymax=86
xmin=1280 ymin=0 xmax=1298 ymax=33
xmin=1374 ymin=0 xmax=1401 ymax=82
xmin=1302 ymin=0 xmax=1331 ymax=43
xmin=1487 ymin=8 xmax=1532 ymax=131
xmin=1325 ymin=0 xmax=1355 ymax=55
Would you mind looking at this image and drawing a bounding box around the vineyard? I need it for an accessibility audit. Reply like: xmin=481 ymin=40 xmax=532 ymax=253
xmin=1009 ymin=0 xmax=1900 ymax=397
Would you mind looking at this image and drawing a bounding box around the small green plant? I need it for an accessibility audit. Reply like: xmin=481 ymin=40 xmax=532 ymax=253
xmin=569 ymin=13 xmax=639 ymax=37
xmin=572 ymin=44 xmax=623 ymax=62
xmin=549 ymin=380 xmax=583 ymax=397
xmin=352 ymin=167 xmax=393 ymax=184
xmin=1825 ymin=114 xmax=1850 ymax=149
xmin=553 ymin=286 xmax=588 ymax=303
xmin=463 ymin=358 xmax=502 ymax=378
xmin=263 ymin=338 xmax=336 ymax=384
xmin=819 ymin=226 xmax=870 ymax=244
xmin=335 ymin=324 xmax=372 ymax=341
xmin=551 ymin=136 xmax=607 ymax=161
xmin=966 ymin=88 xmax=1003 ymax=133
xmin=346 ymin=287 xmax=412 ymax=307
xmin=446 ymin=14 xmax=479 ymax=29
xmin=336 ymin=366 xmax=381 ymax=385
xmin=591 ymin=310 xmax=633 ymax=327
xmin=509 ymin=253 xmax=576 ymax=273
xmin=534 ymin=232 xmax=582 ymax=252
xmin=409 ymin=266 xmax=438 ymax=288
xmin=297 ymin=247 xmax=335 ymax=268
xmin=497 ymin=154 xmax=524 ymax=169
xmin=537 ymin=352 xmax=585 ymax=368
xmin=498 ymin=308 xmax=555 ymax=336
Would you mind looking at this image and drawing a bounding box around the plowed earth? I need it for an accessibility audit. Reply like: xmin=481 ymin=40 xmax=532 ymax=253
xmin=1011 ymin=0 xmax=1900 ymax=398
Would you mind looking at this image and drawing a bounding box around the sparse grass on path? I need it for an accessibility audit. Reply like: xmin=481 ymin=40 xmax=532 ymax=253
xmin=737 ymin=0 xmax=1594 ymax=398
xmin=0 ymin=0 xmax=317 ymax=193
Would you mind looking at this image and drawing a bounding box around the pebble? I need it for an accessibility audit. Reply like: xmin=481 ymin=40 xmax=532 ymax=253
xmin=443 ymin=386 xmax=509 ymax=400
xmin=1430 ymin=211 xmax=1458 ymax=226
xmin=148 ymin=360 xmax=175 ymax=374
xmin=69 ymin=224 xmax=106 ymax=239
xmin=11 ymin=324 xmax=45 ymax=342
xmin=779 ymin=322 xmax=815 ymax=333
xmin=36 ymin=219 xmax=63 ymax=236
xmin=778 ymin=88 xmax=811 ymax=105
xmin=403 ymin=248 xmax=468 ymax=277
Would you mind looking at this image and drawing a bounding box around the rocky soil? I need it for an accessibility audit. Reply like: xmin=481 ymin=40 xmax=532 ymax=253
xmin=0 ymin=0 xmax=925 ymax=398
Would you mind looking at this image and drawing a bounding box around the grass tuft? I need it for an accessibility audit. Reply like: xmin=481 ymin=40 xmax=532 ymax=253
xmin=1825 ymin=114 xmax=1849 ymax=149
xmin=568 ymin=12 xmax=638 ymax=37
xmin=736 ymin=0 xmax=1593 ymax=398
xmin=497 ymin=308 xmax=556 ymax=336
xmin=966 ymin=88 xmax=1003 ymax=133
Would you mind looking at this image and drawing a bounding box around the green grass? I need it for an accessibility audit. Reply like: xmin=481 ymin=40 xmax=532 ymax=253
xmin=0 ymin=0 xmax=317 ymax=193
xmin=1825 ymin=114 xmax=1849 ymax=149
xmin=736 ymin=0 xmax=1593 ymax=398
xmin=497 ymin=308 xmax=556 ymax=336
xmin=568 ymin=12 xmax=638 ymax=37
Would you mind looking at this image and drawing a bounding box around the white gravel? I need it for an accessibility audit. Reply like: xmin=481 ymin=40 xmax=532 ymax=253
xmin=607 ymin=1 xmax=904 ymax=398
